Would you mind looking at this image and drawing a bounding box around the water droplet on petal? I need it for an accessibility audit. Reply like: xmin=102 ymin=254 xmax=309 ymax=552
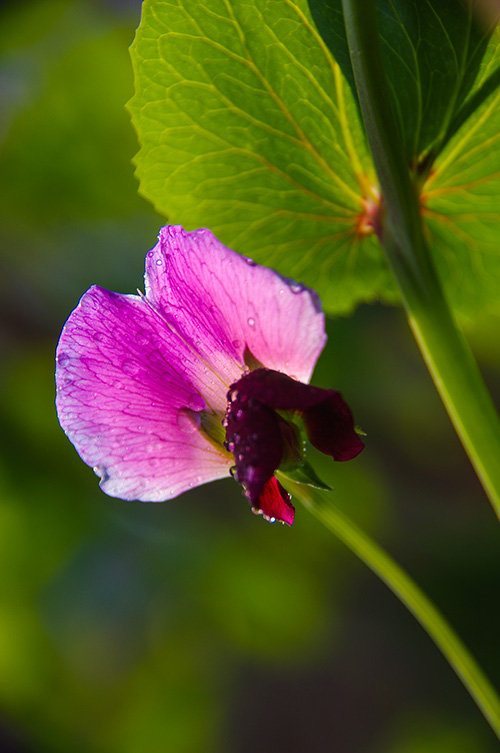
xmin=246 ymin=465 xmax=257 ymax=483
xmin=229 ymin=389 xmax=239 ymax=403
xmin=230 ymin=465 xmax=239 ymax=479
xmin=177 ymin=408 xmax=202 ymax=434
xmin=93 ymin=464 xmax=109 ymax=482
xmin=247 ymin=317 xmax=255 ymax=327
xmin=221 ymin=416 xmax=229 ymax=428
xmin=57 ymin=353 xmax=70 ymax=365
xmin=156 ymin=258 xmax=163 ymax=266
xmin=245 ymin=257 xmax=256 ymax=266
xmin=122 ymin=359 xmax=140 ymax=375
xmin=290 ymin=282 xmax=303 ymax=294
xmin=135 ymin=328 xmax=150 ymax=346
xmin=187 ymin=392 xmax=205 ymax=411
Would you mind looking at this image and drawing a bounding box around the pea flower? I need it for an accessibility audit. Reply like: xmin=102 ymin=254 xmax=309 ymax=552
xmin=56 ymin=226 xmax=363 ymax=525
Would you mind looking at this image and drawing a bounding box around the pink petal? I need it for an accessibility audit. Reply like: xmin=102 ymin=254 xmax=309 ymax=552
xmin=56 ymin=286 xmax=232 ymax=501
xmin=145 ymin=227 xmax=327 ymax=398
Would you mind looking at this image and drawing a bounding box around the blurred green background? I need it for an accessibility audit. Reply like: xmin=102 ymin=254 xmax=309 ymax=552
xmin=1 ymin=1 xmax=499 ymax=751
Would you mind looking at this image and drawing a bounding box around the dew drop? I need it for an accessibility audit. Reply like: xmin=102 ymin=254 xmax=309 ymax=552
xmin=237 ymin=453 xmax=244 ymax=462
xmin=93 ymin=464 xmax=109 ymax=482
xmin=229 ymin=389 xmax=239 ymax=403
xmin=227 ymin=441 xmax=235 ymax=452
xmin=247 ymin=317 xmax=255 ymax=327
xmin=122 ymin=359 xmax=139 ymax=375
xmin=245 ymin=257 xmax=256 ymax=266
xmin=57 ymin=353 xmax=70 ymax=365
xmin=246 ymin=465 xmax=257 ymax=483
xmin=156 ymin=258 xmax=163 ymax=266
xmin=135 ymin=328 xmax=150 ymax=346
xmin=221 ymin=416 xmax=229 ymax=428
xmin=187 ymin=392 xmax=205 ymax=411
xmin=290 ymin=282 xmax=303 ymax=294
xmin=177 ymin=408 xmax=201 ymax=434
xmin=230 ymin=465 xmax=239 ymax=479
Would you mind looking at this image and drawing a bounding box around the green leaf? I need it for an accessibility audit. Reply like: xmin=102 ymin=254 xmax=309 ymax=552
xmin=129 ymin=0 xmax=398 ymax=315
xmin=308 ymin=0 xmax=495 ymax=165
xmin=423 ymin=25 xmax=500 ymax=320
xmin=279 ymin=462 xmax=332 ymax=491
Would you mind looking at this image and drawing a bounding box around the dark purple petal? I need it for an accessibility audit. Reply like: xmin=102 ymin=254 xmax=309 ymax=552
xmin=302 ymin=393 xmax=364 ymax=461
xmin=230 ymin=369 xmax=364 ymax=461
xmin=225 ymin=387 xmax=283 ymax=504
xmin=253 ymin=477 xmax=295 ymax=526
xmin=145 ymin=227 xmax=327 ymax=398
xmin=56 ymin=286 xmax=231 ymax=501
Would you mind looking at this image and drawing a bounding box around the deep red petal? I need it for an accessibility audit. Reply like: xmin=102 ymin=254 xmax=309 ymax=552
xmin=230 ymin=369 xmax=364 ymax=462
xmin=253 ymin=477 xmax=295 ymax=525
xmin=303 ymin=393 xmax=364 ymax=461
xmin=225 ymin=389 xmax=283 ymax=504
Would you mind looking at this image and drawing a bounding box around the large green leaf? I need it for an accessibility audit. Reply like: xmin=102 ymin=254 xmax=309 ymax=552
xmin=129 ymin=0 xmax=397 ymax=315
xmin=308 ymin=0 xmax=495 ymax=166
xmin=308 ymin=0 xmax=500 ymax=319
xmin=423 ymin=25 xmax=500 ymax=320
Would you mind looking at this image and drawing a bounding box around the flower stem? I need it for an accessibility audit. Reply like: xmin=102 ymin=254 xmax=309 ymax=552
xmin=282 ymin=478 xmax=500 ymax=738
xmin=341 ymin=0 xmax=500 ymax=520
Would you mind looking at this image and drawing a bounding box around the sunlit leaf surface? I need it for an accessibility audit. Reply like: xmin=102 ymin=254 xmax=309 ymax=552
xmin=309 ymin=0 xmax=495 ymax=165
xmin=129 ymin=0 xmax=398 ymax=315
xmin=423 ymin=25 xmax=500 ymax=319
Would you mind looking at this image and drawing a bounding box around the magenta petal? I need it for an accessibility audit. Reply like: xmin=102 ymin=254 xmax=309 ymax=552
xmin=253 ymin=477 xmax=295 ymax=526
xmin=145 ymin=226 xmax=327 ymax=393
xmin=231 ymin=369 xmax=364 ymax=461
xmin=56 ymin=286 xmax=231 ymax=501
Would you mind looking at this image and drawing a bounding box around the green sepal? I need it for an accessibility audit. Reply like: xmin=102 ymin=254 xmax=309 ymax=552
xmin=278 ymin=462 xmax=332 ymax=491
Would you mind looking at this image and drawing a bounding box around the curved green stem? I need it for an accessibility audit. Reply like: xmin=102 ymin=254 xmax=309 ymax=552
xmin=341 ymin=0 xmax=500 ymax=520
xmin=281 ymin=477 xmax=500 ymax=738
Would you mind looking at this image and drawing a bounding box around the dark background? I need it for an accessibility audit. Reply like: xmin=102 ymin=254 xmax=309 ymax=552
xmin=1 ymin=1 xmax=499 ymax=751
